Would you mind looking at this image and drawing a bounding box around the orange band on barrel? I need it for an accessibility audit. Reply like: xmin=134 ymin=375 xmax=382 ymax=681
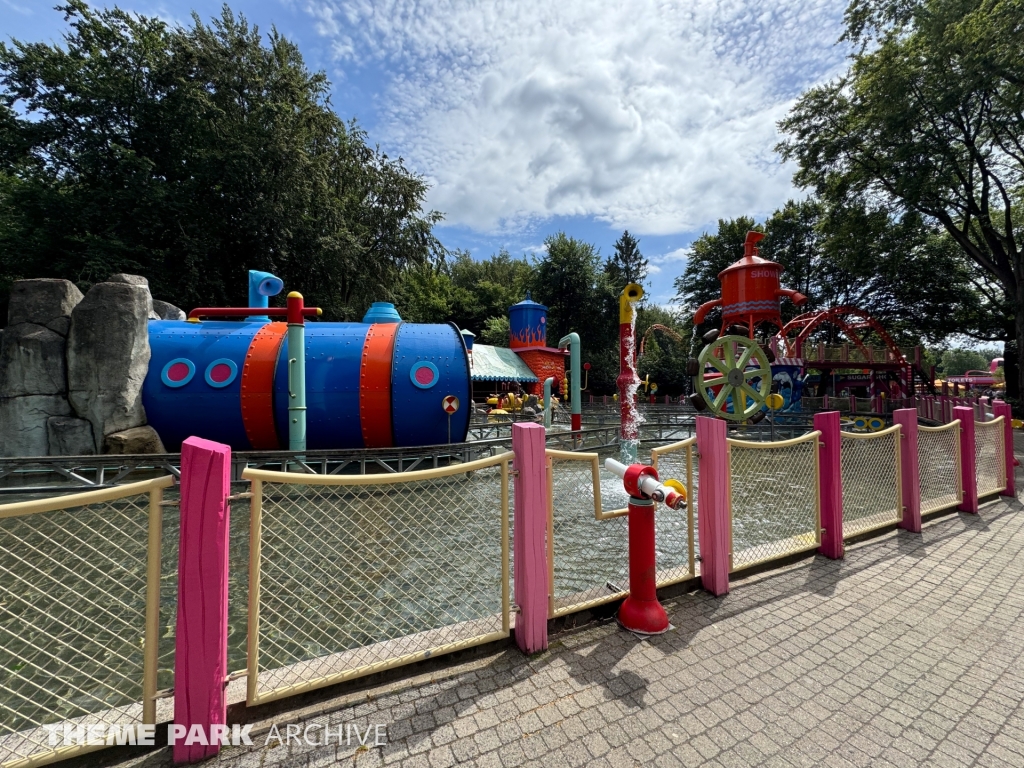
xmin=359 ymin=323 xmax=398 ymax=448
xmin=241 ymin=322 xmax=288 ymax=450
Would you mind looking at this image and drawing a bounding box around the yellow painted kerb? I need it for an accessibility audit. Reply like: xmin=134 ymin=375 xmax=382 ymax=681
xmin=619 ymin=283 xmax=644 ymax=324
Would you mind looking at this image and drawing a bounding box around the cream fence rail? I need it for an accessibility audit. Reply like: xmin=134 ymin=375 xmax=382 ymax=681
xmin=918 ymin=421 xmax=962 ymax=514
xmin=651 ymin=439 xmax=697 ymax=585
xmin=975 ymin=417 xmax=1007 ymax=498
xmin=727 ymin=433 xmax=820 ymax=571
xmin=0 ymin=476 xmax=174 ymax=768
xmin=839 ymin=426 xmax=902 ymax=537
xmin=545 ymin=443 xmax=694 ymax=618
xmin=242 ymin=454 xmax=512 ymax=706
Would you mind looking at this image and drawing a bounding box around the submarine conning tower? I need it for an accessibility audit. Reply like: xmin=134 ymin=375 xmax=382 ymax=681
xmin=142 ymin=301 xmax=472 ymax=452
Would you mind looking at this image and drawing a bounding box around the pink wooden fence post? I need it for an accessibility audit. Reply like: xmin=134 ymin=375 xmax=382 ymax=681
xmin=894 ymin=409 xmax=922 ymax=533
xmin=174 ymin=437 xmax=231 ymax=764
xmin=696 ymin=416 xmax=730 ymax=595
xmin=994 ymin=402 xmax=1016 ymax=498
xmin=814 ymin=412 xmax=844 ymax=558
xmin=955 ymin=406 xmax=978 ymax=514
xmin=512 ymin=423 xmax=549 ymax=653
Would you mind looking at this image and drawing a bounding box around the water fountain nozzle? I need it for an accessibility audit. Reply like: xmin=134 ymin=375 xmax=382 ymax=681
xmin=604 ymin=458 xmax=687 ymax=510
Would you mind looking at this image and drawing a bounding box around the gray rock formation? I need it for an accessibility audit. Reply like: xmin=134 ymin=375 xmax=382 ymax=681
xmin=47 ymin=416 xmax=96 ymax=456
xmin=7 ymin=278 xmax=83 ymax=335
xmin=0 ymin=323 xmax=67 ymax=397
xmin=67 ymin=280 xmax=153 ymax=451
xmin=0 ymin=280 xmax=84 ymax=456
xmin=152 ymin=299 xmax=186 ymax=321
xmin=103 ymin=426 xmax=166 ymax=454
xmin=0 ymin=396 xmax=72 ymax=456
xmin=107 ymin=273 xmax=149 ymax=286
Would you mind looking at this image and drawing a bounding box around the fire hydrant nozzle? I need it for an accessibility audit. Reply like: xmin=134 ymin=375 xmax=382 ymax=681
xmin=604 ymin=458 xmax=687 ymax=510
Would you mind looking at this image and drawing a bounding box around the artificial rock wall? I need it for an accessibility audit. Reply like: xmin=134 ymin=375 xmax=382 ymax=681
xmin=0 ymin=275 xmax=185 ymax=457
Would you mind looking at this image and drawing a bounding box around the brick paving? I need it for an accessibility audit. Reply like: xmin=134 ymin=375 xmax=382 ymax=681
xmin=112 ymin=468 xmax=1024 ymax=767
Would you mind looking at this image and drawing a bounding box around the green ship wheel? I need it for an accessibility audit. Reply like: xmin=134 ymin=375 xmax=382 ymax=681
xmin=693 ymin=335 xmax=771 ymax=421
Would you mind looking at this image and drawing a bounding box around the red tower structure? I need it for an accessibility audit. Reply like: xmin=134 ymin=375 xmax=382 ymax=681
xmin=693 ymin=231 xmax=807 ymax=336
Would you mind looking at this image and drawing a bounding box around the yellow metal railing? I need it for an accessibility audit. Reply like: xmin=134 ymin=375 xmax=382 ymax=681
xmin=975 ymin=417 xmax=1006 ymax=498
xmin=0 ymin=476 xmax=174 ymax=768
xmin=241 ymin=454 xmax=512 ymax=706
xmin=918 ymin=421 xmax=962 ymax=515
xmin=839 ymin=425 xmax=902 ymax=537
xmin=727 ymin=432 xmax=821 ymax=572
xmin=545 ymin=442 xmax=695 ymax=618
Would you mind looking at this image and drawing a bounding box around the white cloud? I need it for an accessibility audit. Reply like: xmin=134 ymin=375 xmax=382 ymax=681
xmin=2 ymin=0 xmax=33 ymax=14
xmin=647 ymin=247 xmax=690 ymax=275
xmin=304 ymin=0 xmax=847 ymax=236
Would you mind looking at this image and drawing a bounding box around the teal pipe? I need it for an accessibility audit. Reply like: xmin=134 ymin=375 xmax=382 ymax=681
xmin=558 ymin=333 xmax=581 ymax=431
xmin=543 ymin=377 xmax=554 ymax=429
xmin=286 ymin=293 xmax=307 ymax=454
xmin=248 ymin=270 xmax=283 ymax=321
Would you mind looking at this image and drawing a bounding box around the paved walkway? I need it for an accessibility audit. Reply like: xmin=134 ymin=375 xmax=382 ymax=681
xmin=120 ymin=483 xmax=1024 ymax=767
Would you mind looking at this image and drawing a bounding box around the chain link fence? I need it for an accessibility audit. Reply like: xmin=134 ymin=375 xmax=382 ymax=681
xmin=840 ymin=427 xmax=902 ymax=537
xmin=727 ymin=433 xmax=820 ymax=571
xmin=651 ymin=438 xmax=697 ymax=584
xmin=801 ymin=397 xmax=825 ymax=412
xmin=545 ymin=452 xmax=627 ymax=616
xmin=0 ymin=477 xmax=173 ymax=768
xmin=545 ymin=445 xmax=694 ymax=617
xmin=918 ymin=421 xmax=962 ymax=514
xmin=242 ymin=454 xmax=511 ymax=706
xmin=975 ymin=417 xmax=1006 ymax=498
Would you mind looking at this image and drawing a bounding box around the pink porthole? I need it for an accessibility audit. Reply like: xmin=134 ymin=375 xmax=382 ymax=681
xmin=161 ymin=358 xmax=195 ymax=388
xmin=205 ymin=358 xmax=238 ymax=389
xmin=410 ymin=361 xmax=439 ymax=389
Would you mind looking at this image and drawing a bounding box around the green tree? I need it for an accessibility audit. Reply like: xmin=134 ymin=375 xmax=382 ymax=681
xmin=938 ymin=348 xmax=990 ymax=377
xmin=531 ymin=233 xmax=607 ymax=345
xmin=479 ymin=316 xmax=511 ymax=346
xmin=530 ymin=233 xmax=623 ymax=393
xmin=605 ymin=230 xmax=649 ymax=290
xmin=392 ymin=263 xmax=454 ymax=323
xmin=447 ymin=250 xmax=535 ymax=334
xmin=0 ymin=2 xmax=443 ymax=321
xmin=777 ymin=0 xmax=1024 ymax=397
xmin=393 ymin=248 xmax=536 ymax=338
xmin=635 ymin=305 xmax=690 ymax=396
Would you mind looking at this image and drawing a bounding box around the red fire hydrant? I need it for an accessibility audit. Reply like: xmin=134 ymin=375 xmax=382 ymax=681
xmin=605 ymin=458 xmax=687 ymax=635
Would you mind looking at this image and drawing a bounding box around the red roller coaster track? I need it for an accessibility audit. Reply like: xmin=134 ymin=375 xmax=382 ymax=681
xmin=777 ymin=306 xmax=907 ymax=364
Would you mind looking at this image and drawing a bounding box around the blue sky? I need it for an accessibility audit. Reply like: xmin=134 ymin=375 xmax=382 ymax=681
xmin=1 ymin=0 xmax=851 ymax=306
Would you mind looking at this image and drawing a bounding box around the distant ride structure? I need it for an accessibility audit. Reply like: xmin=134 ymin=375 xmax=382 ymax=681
xmin=687 ymin=231 xmax=932 ymax=421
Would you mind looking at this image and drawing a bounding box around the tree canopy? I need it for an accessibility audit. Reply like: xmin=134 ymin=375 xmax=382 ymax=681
xmin=604 ymin=230 xmax=649 ymax=291
xmin=0 ymin=1 xmax=443 ymax=321
xmin=777 ymin=0 xmax=1023 ymax=396
xmin=673 ymin=200 xmax=985 ymax=351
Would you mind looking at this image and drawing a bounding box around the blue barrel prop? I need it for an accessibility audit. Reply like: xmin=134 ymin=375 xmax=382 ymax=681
xmin=144 ymin=320 xmax=471 ymax=451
